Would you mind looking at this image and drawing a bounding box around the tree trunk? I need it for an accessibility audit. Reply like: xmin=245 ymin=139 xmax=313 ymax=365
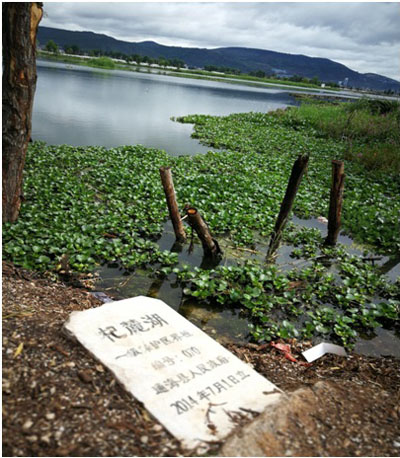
xmin=2 ymin=2 xmax=43 ymax=223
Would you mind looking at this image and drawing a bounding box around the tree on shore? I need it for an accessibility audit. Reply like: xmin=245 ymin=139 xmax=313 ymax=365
xmin=2 ymin=2 xmax=43 ymax=223
xmin=65 ymin=44 xmax=81 ymax=55
xmin=45 ymin=39 xmax=58 ymax=54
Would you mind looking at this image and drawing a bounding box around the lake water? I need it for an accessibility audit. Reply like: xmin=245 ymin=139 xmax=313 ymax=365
xmin=33 ymin=60 xmax=298 ymax=155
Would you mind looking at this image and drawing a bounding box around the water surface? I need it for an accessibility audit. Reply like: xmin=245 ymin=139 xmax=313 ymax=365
xmin=94 ymin=218 xmax=399 ymax=357
xmin=33 ymin=60 xmax=298 ymax=155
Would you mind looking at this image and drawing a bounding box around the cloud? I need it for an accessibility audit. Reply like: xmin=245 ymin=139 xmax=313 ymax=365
xmin=41 ymin=2 xmax=400 ymax=81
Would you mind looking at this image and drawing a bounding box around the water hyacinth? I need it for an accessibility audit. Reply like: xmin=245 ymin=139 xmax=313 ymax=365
xmin=3 ymin=104 xmax=399 ymax=347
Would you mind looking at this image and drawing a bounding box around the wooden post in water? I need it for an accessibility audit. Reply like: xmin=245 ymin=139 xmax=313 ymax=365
xmin=267 ymin=154 xmax=309 ymax=260
xmin=186 ymin=206 xmax=221 ymax=258
xmin=160 ymin=166 xmax=186 ymax=243
xmin=325 ymin=160 xmax=345 ymax=246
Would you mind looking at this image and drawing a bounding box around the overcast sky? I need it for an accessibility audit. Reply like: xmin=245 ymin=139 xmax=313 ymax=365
xmin=42 ymin=2 xmax=400 ymax=81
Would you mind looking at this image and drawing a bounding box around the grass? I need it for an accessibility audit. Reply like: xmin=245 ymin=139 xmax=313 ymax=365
xmin=3 ymin=102 xmax=399 ymax=347
xmin=87 ymin=56 xmax=116 ymax=69
xmin=273 ymin=98 xmax=400 ymax=174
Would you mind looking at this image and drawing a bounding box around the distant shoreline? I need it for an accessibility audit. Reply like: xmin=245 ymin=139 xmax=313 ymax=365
xmin=37 ymin=51 xmax=342 ymax=95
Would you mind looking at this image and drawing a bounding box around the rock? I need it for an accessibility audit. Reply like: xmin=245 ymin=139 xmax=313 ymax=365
xmin=26 ymin=435 xmax=38 ymax=443
xmin=90 ymin=291 xmax=114 ymax=303
xmin=22 ymin=420 xmax=33 ymax=431
xmin=3 ymin=378 xmax=11 ymax=393
xmin=221 ymin=382 xmax=330 ymax=457
xmin=140 ymin=435 xmax=148 ymax=444
xmin=40 ymin=433 xmax=51 ymax=445
xmin=77 ymin=369 xmax=92 ymax=384
xmin=45 ymin=412 xmax=56 ymax=421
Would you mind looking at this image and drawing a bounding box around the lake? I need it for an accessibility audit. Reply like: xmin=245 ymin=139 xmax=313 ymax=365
xmin=33 ymin=60 xmax=298 ymax=155
xmin=31 ymin=60 xmax=399 ymax=357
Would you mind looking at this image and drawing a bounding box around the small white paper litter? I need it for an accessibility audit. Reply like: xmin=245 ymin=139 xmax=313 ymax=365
xmin=302 ymin=342 xmax=347 ymax=362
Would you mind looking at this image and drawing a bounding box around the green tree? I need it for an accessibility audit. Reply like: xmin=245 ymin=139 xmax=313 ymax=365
xmin=132 ymin=54 xmax=142 ymax=64
xmin=170 ymin=58 xmax=185 ymax=69
xmin=45 ymin=39 xmax=58 ymax=54
xmin=158 ymin=57 xmax=168 ymax=68
xmin=310 ymin=76 xmax=321 ymax=86
xmin=249 ymin=70 xmax=266 ymax=79
xmin=89 ymin=49 xmax=101 ymax=57
xmin=66 ymin=44 xmax=81 ymax=55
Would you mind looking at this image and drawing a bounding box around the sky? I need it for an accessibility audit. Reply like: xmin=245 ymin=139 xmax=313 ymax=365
xmin=41 ymin=2 xmax=400 ymax=81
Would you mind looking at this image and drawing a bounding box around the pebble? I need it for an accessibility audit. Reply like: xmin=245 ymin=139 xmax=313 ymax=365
xmin=27 ymin=435 xmax=38 ymax=443
xmin=22 ymin=420 xmax=33 ymax=431
xmin=140 ymin=435 xmax=148 ymax=444
xmin=393 ymin=440 xmax=400 ymax=448
xmin=78 ymin=370 xmax=92 ymax=383
xmin=40 ymin=433 xmax=51 ymax=444
xmin=45 ymin=412 xmax=56 ymax=420
xmin=343 ymin=438 xmax=351 ymax=448
xmin=152 ymin=424 xmax=163 ymax=432
xmin=3 ymin=379 xmax=11 ymax=393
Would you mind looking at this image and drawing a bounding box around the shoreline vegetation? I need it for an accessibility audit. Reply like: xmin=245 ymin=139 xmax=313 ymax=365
xmin=3 ymin=96 xmax=399 ymax=349
xmin=37 ymin=50 xmax=344 ymax=94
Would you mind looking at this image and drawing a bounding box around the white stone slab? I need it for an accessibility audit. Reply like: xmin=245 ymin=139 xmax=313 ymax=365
xmin=64 ymin=296 xmax=282 ymax=450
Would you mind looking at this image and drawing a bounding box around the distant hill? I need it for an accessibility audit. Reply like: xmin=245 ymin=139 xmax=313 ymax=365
xmin=38 ymin=26 xmax=400 ymax=92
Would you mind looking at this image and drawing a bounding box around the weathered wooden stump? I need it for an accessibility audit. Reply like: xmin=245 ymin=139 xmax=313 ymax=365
xmin=186 ymin=206 xmax=221 ymax=258
xmin=160 ymin=166 xmax=186 ymax=243
xmin=267 ymin=154 xmax=309 ymax=259
xmin=325 ymin=160 xmax=345 ymax=246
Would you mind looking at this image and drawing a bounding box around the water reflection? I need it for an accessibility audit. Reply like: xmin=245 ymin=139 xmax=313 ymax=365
xmin=33 ymin=60 xmax=298 ymax=155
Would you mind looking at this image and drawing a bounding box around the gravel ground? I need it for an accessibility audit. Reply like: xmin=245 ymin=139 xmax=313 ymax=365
xmin=2 ymin=261 xmax=400 ymax=457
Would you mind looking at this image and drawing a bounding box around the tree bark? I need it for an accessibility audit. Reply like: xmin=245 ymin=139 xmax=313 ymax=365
xmin=267 ymin=154 xmax=309 ymax=259
xmin=159 ymin=166 xmax=186 ymax=242
xmin=325 ymin=160 xmax=345 ymax=246
xmin=2 ymin=2 xmax=43 ymax=223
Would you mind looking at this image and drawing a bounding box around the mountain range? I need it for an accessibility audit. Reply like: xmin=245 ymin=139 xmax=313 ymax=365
xmin=38 ymin=26 xmax=400 ymax=92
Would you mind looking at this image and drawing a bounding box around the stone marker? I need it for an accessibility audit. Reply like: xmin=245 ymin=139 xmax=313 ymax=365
xmin=64 ymin=296 xmax=282 ymax=450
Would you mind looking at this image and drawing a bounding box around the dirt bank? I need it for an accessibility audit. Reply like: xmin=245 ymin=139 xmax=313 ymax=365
xmin=2 ymin=261 xmax=400 ymax=456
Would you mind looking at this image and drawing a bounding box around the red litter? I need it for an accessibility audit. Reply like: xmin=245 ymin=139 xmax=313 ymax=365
xmin=270 ymin=341 xmax=312 ymax=366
